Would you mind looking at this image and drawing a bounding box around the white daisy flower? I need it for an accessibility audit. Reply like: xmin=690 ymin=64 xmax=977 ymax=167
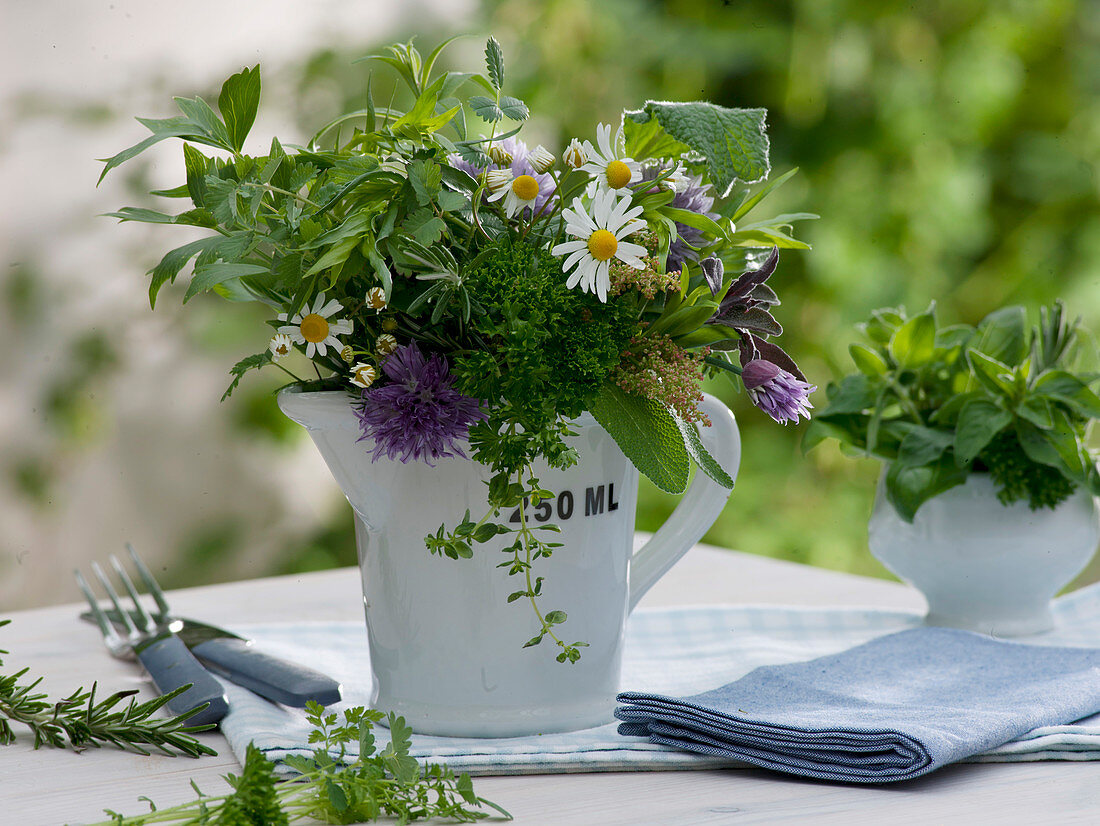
xmin=269 ymin=333 xmax=293 ymax=361
xmin=550 ymin=189 xmax=647 ymax=302
xmin=487 ymin=144 xmax=513 ymax=166
xmin=349 ymin=362 xmax=377 ymax=389
xmin=581 ymin=123 xmax=641 ymax=193
xmin=529 ymin=145 xmax=556 ymax=174
xmin=365 ymin=286 xmax=387 ymax=310
xmin=376 ymin=333 xmax=398 ymax=356
xmin=562 ymin=138 xmax=588 ymax=169
xmin=487 ymin=172 xmax=544 ymax=218
xmin=485 ymin=168 xmax=513 ymax=194
xmin=277 ymin=293 xmax=353 ymax=359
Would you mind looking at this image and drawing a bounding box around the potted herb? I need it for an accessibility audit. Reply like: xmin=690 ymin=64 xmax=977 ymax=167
xmin=102 ymin=38 xmax=815 ymax=735
xmin=805 ymin=302 xmax=1100 ymax=634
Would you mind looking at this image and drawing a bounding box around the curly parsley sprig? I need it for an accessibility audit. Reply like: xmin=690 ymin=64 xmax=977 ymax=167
xmin=94 ymin=702 xmax=510 ymax=825
xmin=0 ymin=619 xmax=216 ymax=757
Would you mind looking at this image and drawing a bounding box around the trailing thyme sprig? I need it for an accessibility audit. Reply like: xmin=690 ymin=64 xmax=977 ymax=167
xmin=0 ymin=619 xmax=215 ymax=757
xmin=94 ymin=702 xmax=510 ymax=825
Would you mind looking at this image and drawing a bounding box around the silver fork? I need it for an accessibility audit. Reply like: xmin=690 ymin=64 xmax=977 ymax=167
xmin=75 ymin=553 xmax=230 ymax=726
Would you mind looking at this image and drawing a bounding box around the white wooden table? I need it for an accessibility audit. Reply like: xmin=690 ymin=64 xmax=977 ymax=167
xmin=5 ymin=544 xmax=1099 ymax=825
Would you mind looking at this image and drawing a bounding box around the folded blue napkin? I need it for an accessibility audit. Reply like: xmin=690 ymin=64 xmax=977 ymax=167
xmin=615 ymin=627 xmax=1100 ymax=783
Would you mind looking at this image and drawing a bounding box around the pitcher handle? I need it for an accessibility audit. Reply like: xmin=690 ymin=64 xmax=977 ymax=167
xmin=628 ymin=393 xmax=741 ymax=611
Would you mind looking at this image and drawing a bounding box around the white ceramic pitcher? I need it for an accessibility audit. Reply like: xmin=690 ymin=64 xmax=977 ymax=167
xmin=278 ymin=389 xmax=740 ymax=737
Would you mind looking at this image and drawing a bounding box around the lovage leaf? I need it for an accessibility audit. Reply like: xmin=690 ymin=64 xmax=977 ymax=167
xmin=590 ymin=383 xmax=690 ymax=494
xmin=218 ymin=65 xmax=261 ymax=152
xmin=623 ymin=101 xmax=770 ymax=197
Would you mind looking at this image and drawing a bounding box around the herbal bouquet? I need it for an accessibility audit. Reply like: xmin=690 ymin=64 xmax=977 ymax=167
xmin=103 ymin=38 xmax=814 ymax=661
xmin=804 ymin=302 xmax=1100 ymax=522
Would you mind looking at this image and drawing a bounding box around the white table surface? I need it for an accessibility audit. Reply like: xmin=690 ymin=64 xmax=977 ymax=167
xmin=4 ymin=543 xmax=1099 ymax=825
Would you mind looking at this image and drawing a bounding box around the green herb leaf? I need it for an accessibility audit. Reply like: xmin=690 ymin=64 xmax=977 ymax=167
xmin=954 ymin=399 xmax=1012 ymax=462
xmin=222 ymin=351 xmax=272 ymax=401
xmin=590 ymin=383 xmax=690 ymax=494
xmin=623 ymin=101 xmax=770 ymax=196
xmin=885 ymin=454 xmax=968 ymax=523
xmin=485 ymin=36 xmax=505 ymax=92
xmin=848 ymin=343 xmax=888 ymax=377
xmin=468 ymin=95 xmax=504 ymax=123
xmin=185 ymin=262 xmax=268 ymax=303
xmin=974 ymin=305 xmax=1027 ymax=366
xmin=896 ymin=425 xmax=954 ymax=468
xmin=218 ymin=65 xmax=261 ymax=153
xmin=1034 ymin=371 xmax=1100 ymax=418
xmin=671 ymin=410 xmax=736 ymax=488
xmin=498 ymin=95 xmax=529 ymax=121
xmin=890 ymin=309 xmax=936 ymax=369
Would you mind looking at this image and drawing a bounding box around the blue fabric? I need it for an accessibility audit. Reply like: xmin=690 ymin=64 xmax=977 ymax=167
xmin=216 ymin=583 xmax=1100 ymax=777
xmin=615 ymin=627 xmax=1100 ymax=782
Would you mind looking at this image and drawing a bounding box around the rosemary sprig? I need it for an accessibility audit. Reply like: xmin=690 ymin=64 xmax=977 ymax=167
xmin=0 ymin=619 xmax=215 ymax=757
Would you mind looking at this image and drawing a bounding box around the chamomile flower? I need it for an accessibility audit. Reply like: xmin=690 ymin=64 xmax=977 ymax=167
xmin=487 ymin=172 xmax=545 ymax=218
xmin=581 ymin=123 xmax=641 ymax=193
xmin=529 ymin=145 xmax=555 ymax=174
xmin=365 ymin=286 xmax=387 ymax=311
xmin=551 ymin=189 xmax=647 ymax=302
xmin=269 ymin=333 xmax=293 ymax=361
xmin=277 ymin=294 xmax=352 ymax=359
xmin=376 ymin=333 xmax=398 ymax=356
xmin=562 ymin=138 xmax=588 ymax=169
xmin=487 ymin=144 xmax=514 ymax=166
xmin=349 ymin=362 xmax=378 ymax=389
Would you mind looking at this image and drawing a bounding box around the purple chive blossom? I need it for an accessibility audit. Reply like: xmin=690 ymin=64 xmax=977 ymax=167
xmin=448 ymin=136 xmax=556 ymax=217
xmin=741 ymin=359 xmax=817 ymax=425
xmin=641 ymin=165 xmax=717 ymax=272
xmin=356 ymin=342 xmax=486 ymax=464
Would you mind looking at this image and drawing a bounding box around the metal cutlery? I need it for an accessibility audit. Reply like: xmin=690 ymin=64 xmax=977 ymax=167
xmin=80 ymin=545 xmax=343 ymax=708
xmin=75 ymin=556 xmax=230 ymax=726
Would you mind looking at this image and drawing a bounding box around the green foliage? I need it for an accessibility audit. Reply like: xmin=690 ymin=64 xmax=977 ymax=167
xmin=624 ymin=102 xmax=770 ymax=197
xmin=807 ymin=301 xmax=1100 ymax=521
xmin=94 ymin=702 xmax=509 ymax=824
xmin=0 ymin=620 xmax=215 ymax=757
xmin=590 ymin=383 xmax=691 ymax=494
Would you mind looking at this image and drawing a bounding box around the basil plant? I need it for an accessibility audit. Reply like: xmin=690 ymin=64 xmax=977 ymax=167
xmin=804 ymin=302 xmax=1100 ymax=522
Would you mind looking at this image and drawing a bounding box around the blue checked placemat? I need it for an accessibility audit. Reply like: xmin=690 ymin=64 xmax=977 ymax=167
xmin=218 ymin=582 xmax=1100 ymax=777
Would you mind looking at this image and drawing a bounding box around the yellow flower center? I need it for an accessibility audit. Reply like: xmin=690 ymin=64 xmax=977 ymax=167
xmin=605 ymin=160 xmax=632 ymax=189
xmin=299 ymin=313 xmax=330 ymax=343
xmin=511 ymin=174 xmax=539 ymax=201
xmin=587 ymin=229 xmax=619 ymax=261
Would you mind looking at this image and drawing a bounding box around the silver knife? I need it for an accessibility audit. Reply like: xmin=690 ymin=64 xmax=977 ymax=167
xmin=82 ymin=609 xmax=343 ymax=708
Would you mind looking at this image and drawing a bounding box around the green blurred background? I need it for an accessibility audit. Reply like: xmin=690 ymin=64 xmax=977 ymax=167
xmin=4 ymin=0 xmax=1100 ymax=605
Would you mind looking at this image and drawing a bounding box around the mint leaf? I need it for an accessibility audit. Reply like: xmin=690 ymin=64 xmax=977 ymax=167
xmin=624 ymin=101 xmax=770 ymax=197
xmin=590 ymin=383 xmax=690 ymax=494
xmin=218 ymin=65 xmax=261 ymax=152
